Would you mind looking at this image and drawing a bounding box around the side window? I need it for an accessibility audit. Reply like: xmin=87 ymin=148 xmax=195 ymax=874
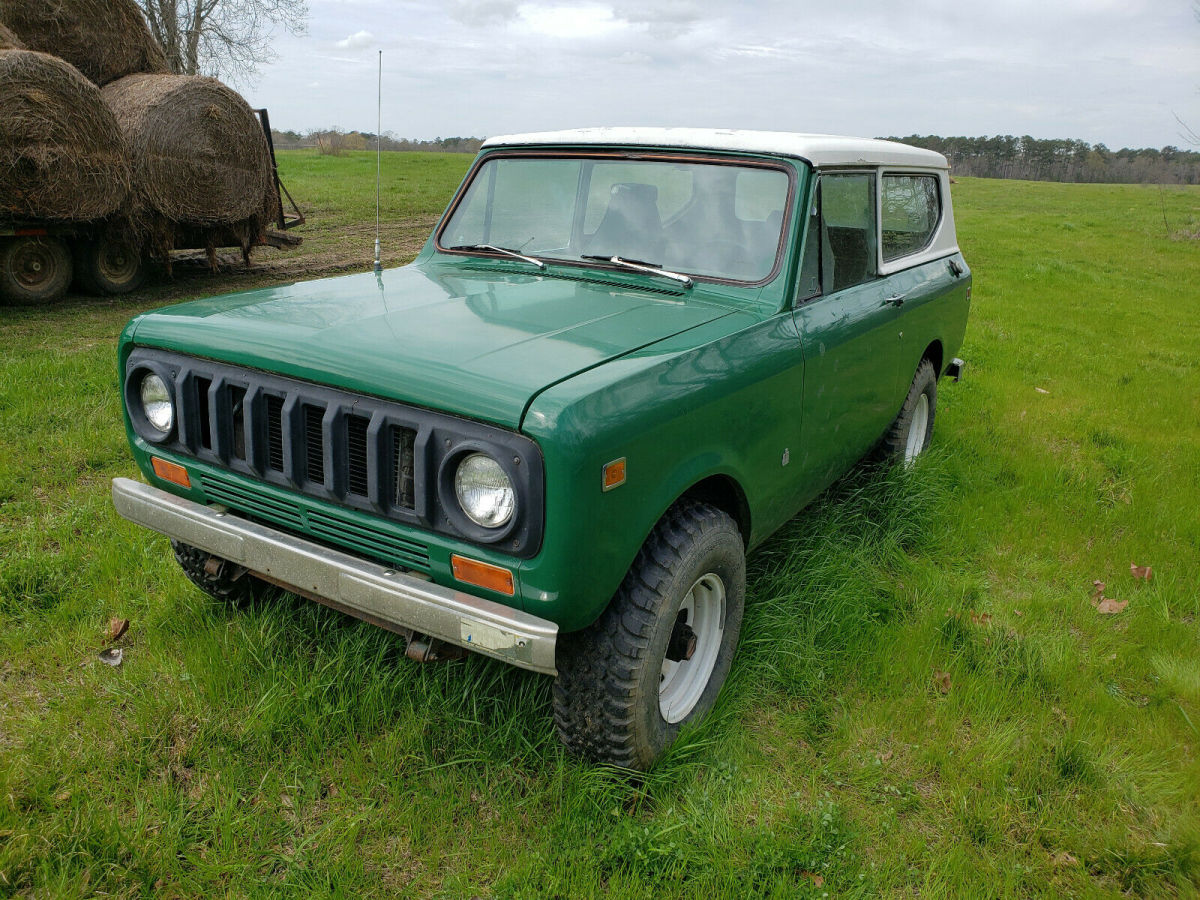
xmin=796 ymin=186 xmax=821 ymax=301
xmin=881 ymin=174 xmax=940 ymax=262
xmin=819 ymin=173 xmax=877 ymax=292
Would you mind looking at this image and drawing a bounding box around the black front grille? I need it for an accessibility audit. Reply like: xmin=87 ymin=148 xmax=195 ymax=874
xmin=126 ymin=348 xmax=546 ymax=558
xmin=165 ymin=361 xmax=430 ymax=522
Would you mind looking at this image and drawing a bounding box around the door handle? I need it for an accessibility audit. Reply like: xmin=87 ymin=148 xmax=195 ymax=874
xmin=883 ymin=293 xmax=906 ymax=307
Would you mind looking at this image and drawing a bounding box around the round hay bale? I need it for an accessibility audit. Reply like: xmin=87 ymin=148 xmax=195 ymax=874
xmin=0 ymin=49 xmax=130 ymax=221
xmin=0 ymin=0 xmax=166 ymax=86
xmin=102 ymin=73 xmax=273 ymax=231
xmin=0 ymin=22 xmax=24 ymax=49
xmin=102 ymin=74 xmax=272 ymax=234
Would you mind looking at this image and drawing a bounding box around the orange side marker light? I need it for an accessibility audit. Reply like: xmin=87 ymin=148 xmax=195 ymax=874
xmin=450 ymin=555 xmax=515 ymax=596
xmin=602 ymin=457 xmax=626 ymax=491
xmin=151 ymin=457 xmax=191 ymax=488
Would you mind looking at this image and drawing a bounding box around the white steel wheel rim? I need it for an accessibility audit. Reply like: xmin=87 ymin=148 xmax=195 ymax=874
xmin=905 ymin=392 xmax=930 ymax=463
xmin=659 ymin=572 xmax=726 ymax=724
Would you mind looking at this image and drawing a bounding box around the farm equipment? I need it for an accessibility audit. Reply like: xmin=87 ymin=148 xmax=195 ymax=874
xmin=0 ymin=108 xmax=303 ymax=305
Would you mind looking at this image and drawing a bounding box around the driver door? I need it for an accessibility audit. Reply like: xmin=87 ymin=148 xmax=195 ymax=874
xmin=790 ymin=172 xmax=904 ymax=494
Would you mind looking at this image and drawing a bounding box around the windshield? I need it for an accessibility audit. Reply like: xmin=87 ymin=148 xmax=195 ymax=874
xmin=439 ymin=154 xmax=792 ymax=283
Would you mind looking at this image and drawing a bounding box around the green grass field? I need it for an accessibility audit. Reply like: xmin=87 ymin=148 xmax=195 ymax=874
xmin=1 ymin=152 xmax=1198 ymax=897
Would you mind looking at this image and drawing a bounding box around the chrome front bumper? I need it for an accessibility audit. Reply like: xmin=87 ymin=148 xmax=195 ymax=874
xmin=111 ymin=478 xmax=558 ymax=674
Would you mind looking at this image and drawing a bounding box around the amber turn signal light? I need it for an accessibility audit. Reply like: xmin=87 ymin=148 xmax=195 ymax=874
xmin=151 ymin=456 xmax=191 ymax=488
xmin=450 ymin=554 xmax=515 ymax=596
xmin=602 ymin=457 xmax=626 ymax=491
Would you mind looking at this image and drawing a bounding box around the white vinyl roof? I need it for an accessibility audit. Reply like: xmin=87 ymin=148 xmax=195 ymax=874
xmin=482 ymin=127 xmax=948 ymax=169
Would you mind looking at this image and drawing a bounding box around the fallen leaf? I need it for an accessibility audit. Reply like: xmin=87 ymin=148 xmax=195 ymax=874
xmin=1091 ymin=580 xmax=1106 ymax=599
xmin=1130 ymin=562 xmax=1153 ymax=581
xmin=98 ymin=648 xmax=123 ymax=667
xmin=105 ymin=617 xmax=129 ymax=643
xmin=933 ymin=670 xmax=952 ymax=694
xmin=55 ymin=790 xmax=72 ymax=802
xmin=280 ymin=793 xmax=293 ymax=809
xmin=1035 ymin=387 xmax=1050 ymax=394
xmin=801 ymin=872 xmax=824 ymax=888
xmin=969 ymin=610 xmax=992 ymax=626
xmin=1095 ymin=596 xmax=1128 ymax=614
xmin=1013 ymin=609 xmax=1023 ymax=617
xmin=879 ymin=748 xmax=894 ymax=763
xmin=1052 ymin=851 xmax=1079 ymax=867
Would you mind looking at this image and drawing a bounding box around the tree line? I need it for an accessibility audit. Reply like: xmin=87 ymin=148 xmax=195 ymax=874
xmin=884 ymin=135 xmax=1200 ymax=185
xmin=270 ymin=130 xmax=482 ymax=155
xmin=269 ymin=128 xmax=1200 ymax=184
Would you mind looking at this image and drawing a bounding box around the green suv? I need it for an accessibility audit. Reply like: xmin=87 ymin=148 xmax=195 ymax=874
xmin=113 ymin=128 xmax=970 ymax=768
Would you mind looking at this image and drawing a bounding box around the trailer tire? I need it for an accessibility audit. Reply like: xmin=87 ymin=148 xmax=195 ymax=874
xmin=0 ymin=236 xmax=73 ymax=305
xmin=73 ymin=236 xmax=145 ymax=296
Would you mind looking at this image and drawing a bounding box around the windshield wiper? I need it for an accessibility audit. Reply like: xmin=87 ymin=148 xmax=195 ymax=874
xmin=580 ymin=255 xmax=693 ymax=288
xmin=449 ymin=244 xmax=545 ymax=269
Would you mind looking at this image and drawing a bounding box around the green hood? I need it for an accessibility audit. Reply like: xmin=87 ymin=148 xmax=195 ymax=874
xmin=129 ymin=263 xmax=740 ymax=429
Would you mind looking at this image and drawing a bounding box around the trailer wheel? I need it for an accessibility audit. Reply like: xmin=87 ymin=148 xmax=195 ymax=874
xmin=73 ymin=236 xmax=145 ymax=296
xmin=0 ymin=236 xmax=73 ymax=305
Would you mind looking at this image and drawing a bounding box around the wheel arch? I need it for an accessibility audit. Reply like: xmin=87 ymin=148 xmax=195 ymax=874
xmin=921 ymin=338 xmax=944 ymax=379
xmin=678 ymin=473 xmax=751 ymax=547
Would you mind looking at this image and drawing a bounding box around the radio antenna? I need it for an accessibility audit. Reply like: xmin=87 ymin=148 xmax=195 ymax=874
xmin=374 ymin=49 xmax=382 ymax=273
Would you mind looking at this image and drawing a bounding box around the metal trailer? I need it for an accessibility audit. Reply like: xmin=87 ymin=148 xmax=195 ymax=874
xmin=0 ymin=108 xmax=303 ymax=305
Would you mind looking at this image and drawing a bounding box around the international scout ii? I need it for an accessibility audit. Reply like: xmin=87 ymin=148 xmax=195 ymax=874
xmin=113 ymin=128 xmax=970 ymax=768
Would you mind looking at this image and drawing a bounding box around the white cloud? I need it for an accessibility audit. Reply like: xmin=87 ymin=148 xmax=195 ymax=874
xmin=247 ymin=0 xmax=1200 ymax=148
xmin=336 ymin=29 xmax=375 ymax=49
xmin=516 ymin=4 xmax=626 ymax=38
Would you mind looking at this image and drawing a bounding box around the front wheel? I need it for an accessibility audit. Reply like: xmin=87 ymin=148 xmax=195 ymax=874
xmin=171 ymin=540 xmax=272 ymax=606
xmin=0 ymin=236 xmax=72 ymax=305
xmin=553 ymin=501 xmax=746 ymax=769
xmin=881 ymin=358 xmax=937 ymax=464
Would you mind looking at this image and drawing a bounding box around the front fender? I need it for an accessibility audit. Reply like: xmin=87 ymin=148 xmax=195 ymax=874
xmin=516 ymin=312 xmax=806 ymax=632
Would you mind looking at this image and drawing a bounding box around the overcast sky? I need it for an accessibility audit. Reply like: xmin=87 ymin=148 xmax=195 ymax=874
xmin=244 ymin=0 xmax=1200 ymax=149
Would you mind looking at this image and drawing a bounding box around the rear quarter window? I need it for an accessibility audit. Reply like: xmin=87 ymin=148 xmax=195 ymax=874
xmin=881 ymin=174 xmax=940 ymax=262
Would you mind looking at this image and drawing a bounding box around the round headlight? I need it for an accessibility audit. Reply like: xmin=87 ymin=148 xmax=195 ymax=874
xmin=140 ymin=372 xmax=174 ymax=434
xmin=454 ymin=453 xmax=515 ymax=528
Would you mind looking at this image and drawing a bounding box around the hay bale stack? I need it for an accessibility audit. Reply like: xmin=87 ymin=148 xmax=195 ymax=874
xmin=0 ymin=22 xmax=23 ymax=49
xmin=0 ymin=49 xmax=130 ymax=221
xmin=102 ymin=73 xmax=273 ymax=236
xmin=0 ymin=0 xmax=167 ymax=86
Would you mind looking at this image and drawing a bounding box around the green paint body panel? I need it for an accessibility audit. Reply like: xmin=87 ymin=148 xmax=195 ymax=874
xmin=118 ymin=146 xmax=971 ymax=634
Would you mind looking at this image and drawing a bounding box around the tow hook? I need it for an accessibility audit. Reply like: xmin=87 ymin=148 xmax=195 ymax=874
xmin=405 ymin=633 xmax=468 ymax=664
xmin=203 ymin=555 xmax=248 ymax=581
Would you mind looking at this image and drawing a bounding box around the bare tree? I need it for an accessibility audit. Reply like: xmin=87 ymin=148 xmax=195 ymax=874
xmin=138 ymin=0 xmax=308 ymax=86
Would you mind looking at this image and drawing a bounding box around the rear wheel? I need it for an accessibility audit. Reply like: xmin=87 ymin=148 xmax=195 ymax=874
xmin=881 ymin=358 xmax=937 ymax=464
xmin=73 ymin=236 xmax=145 ymax=295
xmin=0 ymin=236 xmax=72 ymax=305
xmin=553 ymin=501 xmax=746 ymax=769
